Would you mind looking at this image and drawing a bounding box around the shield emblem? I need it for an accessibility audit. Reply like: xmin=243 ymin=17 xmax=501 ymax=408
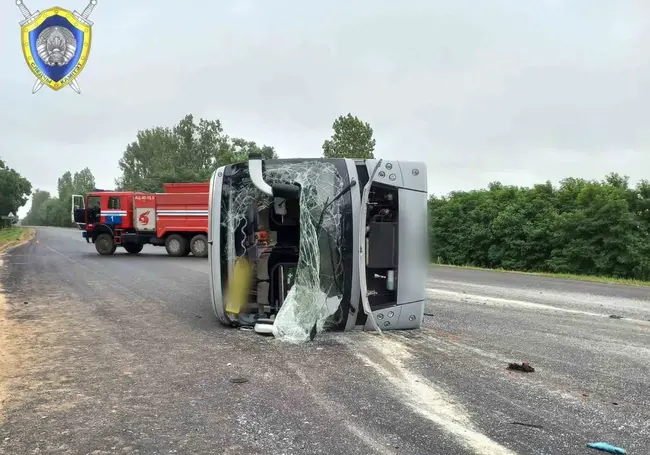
xmin=20 ymin=7 xmax=92 ymax=92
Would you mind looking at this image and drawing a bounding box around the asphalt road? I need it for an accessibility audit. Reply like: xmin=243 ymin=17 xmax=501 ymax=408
xmin=0 ymin=227 xmax=648 ymax=455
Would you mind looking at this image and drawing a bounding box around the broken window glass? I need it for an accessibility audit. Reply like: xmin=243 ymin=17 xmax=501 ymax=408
xmin=221 ymin=160 xmax=346 ymax=342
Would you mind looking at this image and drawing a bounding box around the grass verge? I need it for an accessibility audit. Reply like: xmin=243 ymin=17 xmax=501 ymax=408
xmin=0 ymin=227 xmax=35 ymax=254
xmin=431 ymin=263 xmax=650 ymax=288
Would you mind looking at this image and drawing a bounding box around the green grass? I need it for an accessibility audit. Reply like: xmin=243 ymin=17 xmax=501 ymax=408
xmin=0 ymin=227 xmax=33 ymax=251
xmin=430 ymin=262 xmax=650 ymax=288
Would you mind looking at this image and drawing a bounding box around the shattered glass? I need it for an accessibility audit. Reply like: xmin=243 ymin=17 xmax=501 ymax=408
xmin=221 ymin=161 xmax=345 ymax=342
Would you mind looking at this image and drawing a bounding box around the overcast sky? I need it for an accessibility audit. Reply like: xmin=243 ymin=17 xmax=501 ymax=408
xmin=1 ymin=0 xmax=648 ymax=216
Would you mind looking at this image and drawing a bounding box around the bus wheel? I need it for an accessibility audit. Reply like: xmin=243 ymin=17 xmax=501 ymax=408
xmin=190 ymin=234 xmax=208 ymax=258
xmin=95 ymin=233 xmax=116 ymax=255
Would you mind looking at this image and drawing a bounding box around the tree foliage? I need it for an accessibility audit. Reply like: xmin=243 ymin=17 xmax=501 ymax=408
xmin=115 ymin=114 xmax=278 ymax=192
xmin=322 ymin=113 xmax=376 ymax=159
xmin=23 ymin=168 xmax=96 ymax=227
xmin=0 ymin=158 xmax=32 ymax=218
xmin=429 ymin=173 xmax=650 ymax=280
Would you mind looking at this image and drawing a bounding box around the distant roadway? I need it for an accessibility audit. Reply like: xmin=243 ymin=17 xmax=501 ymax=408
xmin=0 ymin=227 xmax=648 ymax=454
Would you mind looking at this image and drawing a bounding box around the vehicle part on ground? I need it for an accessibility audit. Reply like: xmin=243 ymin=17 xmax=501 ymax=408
xmin=585 ymin=442 xmax=626 ymax=454
xmin=208 ymin=156 xmax=428 ymax=342
xmin=254 ymin=322 xmax=274 ymax=335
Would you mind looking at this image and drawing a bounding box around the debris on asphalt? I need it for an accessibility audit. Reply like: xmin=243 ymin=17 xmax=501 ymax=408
xmin=609 ymin=314 xmax=624 ymax=319
xmin=253 ymin=322 xmax=274 ymax=335
xmin=424 ymin=312 xmax=435 ymax=317
xmin=511 ymin=421 xmax=543 ymax=429
xmin=229 ymin=377 xmax=249 ymax=384
xmin=586 ymin=442 xmax=626 ymax=454
xmin=507 ymin=362 xmax=535 ymax=373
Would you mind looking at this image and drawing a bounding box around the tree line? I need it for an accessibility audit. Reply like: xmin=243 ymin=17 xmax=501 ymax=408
xmin=22 ymin=168 xmax=96 ymax=227
xmin=6 ymin=112 xmax=650 ymax=280
xmin=428 ymin=174 xmax=650 ymax=280
xmin=115 ymin=113 xmax=374 ymax=192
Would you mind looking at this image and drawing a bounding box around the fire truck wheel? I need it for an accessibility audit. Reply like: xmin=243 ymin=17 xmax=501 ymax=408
xmin=165 ymin=234 xmax=188 ymax=257
xmin=190 ymin=234 xmax=208 ymax=258
xmin=95 ymin=233 xmax=116 ymax=255
xmin=124 ymin=244 xmax=143 ymax=254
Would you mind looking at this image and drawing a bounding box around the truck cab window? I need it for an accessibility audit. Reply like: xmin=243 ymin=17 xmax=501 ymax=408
xmin=87 ymin=196 xmax=101 ymax=223
xmin=108 ymin=197 xmax=121 ymax=209
xmin=87 ymin=196 xmax=101 ymax=209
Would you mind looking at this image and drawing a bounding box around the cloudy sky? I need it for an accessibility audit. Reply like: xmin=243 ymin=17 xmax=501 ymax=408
xmin=1 ymin=0 xmax=648 ymax=216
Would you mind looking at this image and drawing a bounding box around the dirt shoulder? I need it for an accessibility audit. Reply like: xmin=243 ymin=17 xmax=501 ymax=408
xmin=0 ymin=227 xmax=35 ymax=254
xmin=0 ymin=288 xmax=18 ymax=424
xmin=0 ymin=227 xmax=35 ymax=423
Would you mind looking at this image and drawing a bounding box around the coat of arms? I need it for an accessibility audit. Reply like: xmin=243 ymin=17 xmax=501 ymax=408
xmin=16 ymin=0 xmax=98 ymax=94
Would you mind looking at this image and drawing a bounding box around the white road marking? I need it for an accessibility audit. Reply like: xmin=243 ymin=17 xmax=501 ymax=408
xmin=350 ymin=336 xmax=519 ymax=455
xmin=427 ymin=288 xmax=650 ymax=325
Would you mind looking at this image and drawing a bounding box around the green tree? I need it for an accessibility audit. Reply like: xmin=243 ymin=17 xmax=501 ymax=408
xmin=428 ymin=173 xmax=650 ymax=281
xmin=22 ymin=190 xmax=51 ymax=225
xmin=0 ymin=158 xmax=32 ymax=219
xmin=38 ymin=198 xmax=63 ymax=227
xmin=73 ymin=167 xmax=96 ymax=196
xmin=116 ymin=114 xmax=278 ymax=192
xmin=22 ymin=168 xmax=96 ymax=227
xmin=322 ymin=113 xmax=376 ymax=159
xmin=57 ymin=168 xmax=96 ymax=203
xmin=57 ymin=171 xmax=74 ymax=201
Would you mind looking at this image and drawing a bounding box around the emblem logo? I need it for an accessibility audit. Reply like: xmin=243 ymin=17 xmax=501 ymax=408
xmin=139 ymin=211 xmax=151 ymax=225
xmin=15 ymin=0 xmax=98 ymax=94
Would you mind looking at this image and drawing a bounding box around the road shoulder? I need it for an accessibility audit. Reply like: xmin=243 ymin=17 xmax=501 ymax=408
xmin=0 ymin=227 xmax=35 ymax=255
xmin=0 ymin=241 xmax=32 ymax=424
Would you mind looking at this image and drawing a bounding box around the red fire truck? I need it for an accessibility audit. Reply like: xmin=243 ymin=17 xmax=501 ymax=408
xmin=71 ymin=183 xmax=209 ymax=257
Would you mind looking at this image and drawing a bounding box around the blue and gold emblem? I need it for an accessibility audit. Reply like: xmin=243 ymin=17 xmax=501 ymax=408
xmin=16 ymin=0 xmax=98 ymax=94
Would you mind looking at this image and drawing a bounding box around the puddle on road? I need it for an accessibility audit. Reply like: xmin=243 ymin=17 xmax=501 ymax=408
xmin=348 ymin=334 xmax=518 ymax=455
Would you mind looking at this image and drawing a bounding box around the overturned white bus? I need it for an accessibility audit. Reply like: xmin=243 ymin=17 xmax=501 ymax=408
xmin=207 ymin=155 xmax=428 ymax=341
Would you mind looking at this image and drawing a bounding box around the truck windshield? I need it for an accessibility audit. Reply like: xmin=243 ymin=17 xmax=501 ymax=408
xmin=87 ymin=196 xmax=100 ymax=208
